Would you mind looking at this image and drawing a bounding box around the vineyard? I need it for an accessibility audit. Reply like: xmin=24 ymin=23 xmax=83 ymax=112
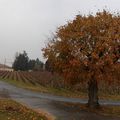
xmin=0 ymin=69 xmax=120 ymax=95
xmin=0 ymin=70 xmax=64 ymax=88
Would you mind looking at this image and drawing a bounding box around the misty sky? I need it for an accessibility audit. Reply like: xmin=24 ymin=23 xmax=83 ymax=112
xmin=0 ymin=0 xmax=120 ymax=66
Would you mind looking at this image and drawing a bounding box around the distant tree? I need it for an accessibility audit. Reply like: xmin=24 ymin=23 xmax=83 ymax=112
xmin=12 ymin=51 xmax=29 ymax=71
xmin=28 ymin=59 xmax=36 ymax=70
xmin=43 ymin=10 xmax=120 ymax=108
xmin=34 ymin=58 xmax=44 ymax=71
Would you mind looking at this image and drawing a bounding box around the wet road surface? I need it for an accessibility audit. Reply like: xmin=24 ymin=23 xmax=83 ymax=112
xmin=0 ymin=81 xmax=120 ymax=120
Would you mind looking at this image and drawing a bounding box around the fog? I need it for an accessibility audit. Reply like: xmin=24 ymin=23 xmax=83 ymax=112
xmin=0 ymin=0 xmax=119 ymax=66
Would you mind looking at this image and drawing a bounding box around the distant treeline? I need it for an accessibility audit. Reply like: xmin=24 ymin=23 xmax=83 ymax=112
xmin=12 ymin=51 xmax=44 ymax=71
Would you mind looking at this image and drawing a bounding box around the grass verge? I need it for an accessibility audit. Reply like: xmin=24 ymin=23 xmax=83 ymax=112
xmin=0 ymin=98 xmax=46 ymax=120
xmin=0 ymin=78 xmax=120 ymax=101
xmin=0 ymin=78 xmax=87 ymax=99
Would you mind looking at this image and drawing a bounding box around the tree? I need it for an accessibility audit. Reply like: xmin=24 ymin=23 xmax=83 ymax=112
xmin=34 ymin=58 xmax=44 ymax=71
xmin=12 ymin=51 xmax=29 ymax=71
xmin=45 ymin=59 xmax=54 ymax=73
xmin=28 ymin=59 xmax=36 ymax=70
xmin=43 ymin=10 xmax=120 ymax=108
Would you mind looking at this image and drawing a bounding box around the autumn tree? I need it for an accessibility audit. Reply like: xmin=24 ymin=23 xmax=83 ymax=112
xmin=45 ymin=59 xmax=54 ymax=73
xmin=43 ymin=11 xmax=120 ymax=108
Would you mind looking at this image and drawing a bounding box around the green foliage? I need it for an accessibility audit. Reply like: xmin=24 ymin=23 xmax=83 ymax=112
xmin=12 ymin=51 xmax=29 ymax=71
xmin=34 ymin=58 xmax=44 ymax=71
xmin=12 ymin=51 xmax=44 ymax=71
xmin=28 ymin=59 xmax=36 ymax=70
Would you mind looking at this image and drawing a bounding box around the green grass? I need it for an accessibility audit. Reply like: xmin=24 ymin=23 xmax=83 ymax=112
xmin=0 ymin=78 xmax=87 ymax=99
xmin=0 ymin=78 xmax=120 ymax=101
xmin=0 ymin=99 xmax=46 ymax=120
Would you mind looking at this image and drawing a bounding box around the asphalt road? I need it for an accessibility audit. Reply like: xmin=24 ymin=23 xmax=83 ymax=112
xmin=0 ymin=81 xmax=120 ymax=120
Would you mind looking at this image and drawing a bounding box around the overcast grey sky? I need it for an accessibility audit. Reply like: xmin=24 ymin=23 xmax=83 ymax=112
xmin=0 ymin=0 xmax=120 ymax=65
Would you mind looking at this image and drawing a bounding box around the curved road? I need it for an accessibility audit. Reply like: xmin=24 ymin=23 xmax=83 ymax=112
xmin=0 ymin=81 xmax=120 ymax=120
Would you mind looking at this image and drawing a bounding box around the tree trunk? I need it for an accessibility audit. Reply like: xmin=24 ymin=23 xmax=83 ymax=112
xmin=88 ymin=77 xmax=99 ymax=108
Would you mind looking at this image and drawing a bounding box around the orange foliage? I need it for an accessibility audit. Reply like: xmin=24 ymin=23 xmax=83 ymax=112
xmin=43 ymin=10 xmax=120 ymax=85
